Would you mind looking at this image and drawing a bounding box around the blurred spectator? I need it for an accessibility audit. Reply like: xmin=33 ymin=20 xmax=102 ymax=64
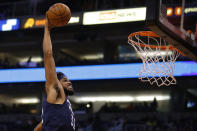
xmin=99 ymin=101 xmax=159 ymax=113
xmin=92 ymin=114 xmax=104 ymax=131
xmin=84 ymin=117 xmax=93 ymax=131
xmin=0 ymin=59 xmax=2 ymax=68
xmin=99 ymin=103 xmax=110 ymax=112
xmin=19 ymin=56 xmax=37 ymax=68
xmin=3 ymin=57 xmax=9 ymax=69
xmin=151 ymin=97 xmax=158 ymax=112
xmin=110 ymin=103 xmax=120 ymax=112
xmin=108 ymin=117 xmax=126 ymax=131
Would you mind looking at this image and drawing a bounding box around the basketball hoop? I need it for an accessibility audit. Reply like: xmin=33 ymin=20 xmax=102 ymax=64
xmin=128 ymin=31 xmax=185 ymax=87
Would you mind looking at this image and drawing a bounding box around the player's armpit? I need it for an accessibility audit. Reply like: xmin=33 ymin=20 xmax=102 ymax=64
xmin=46 ymin=86 xmax=59 ymax=103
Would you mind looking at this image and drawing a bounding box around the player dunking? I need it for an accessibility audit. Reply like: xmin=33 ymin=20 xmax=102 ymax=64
xmin=34 ymin=18 xmax=75 ymax=131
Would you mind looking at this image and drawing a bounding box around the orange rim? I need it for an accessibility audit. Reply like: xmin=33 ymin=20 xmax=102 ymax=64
xmin=128 ymin=31 xmax=185 ymax=56
xmin=129 ymin=31 xmax=160 ymax=38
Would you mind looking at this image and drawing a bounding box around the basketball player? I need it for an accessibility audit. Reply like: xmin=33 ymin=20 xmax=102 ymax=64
xmin=34 ymin=18 xmax=75 ymax=131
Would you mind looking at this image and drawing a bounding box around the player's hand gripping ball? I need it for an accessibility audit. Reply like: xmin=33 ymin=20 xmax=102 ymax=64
xmin=46 ymin=3 xmax=71 ymax=28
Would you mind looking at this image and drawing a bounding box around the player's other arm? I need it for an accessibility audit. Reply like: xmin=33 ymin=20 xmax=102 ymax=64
xmin=34 ymin=121 xmax=42 ymax=131
xmin=43 ymin=18 xmax=59 ymax=103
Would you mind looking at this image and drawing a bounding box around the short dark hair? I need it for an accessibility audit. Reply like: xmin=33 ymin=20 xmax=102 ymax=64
xmin=57 ymin=72 xmax=66 ymax=80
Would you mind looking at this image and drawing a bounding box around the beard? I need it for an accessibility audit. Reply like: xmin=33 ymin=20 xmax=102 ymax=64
xmin=64 ymin=88 xmax=74 ymax=96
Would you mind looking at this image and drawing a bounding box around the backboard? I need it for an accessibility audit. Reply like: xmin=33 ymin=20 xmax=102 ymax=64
xmin=146 ymin=0 xmax=197 ymax=61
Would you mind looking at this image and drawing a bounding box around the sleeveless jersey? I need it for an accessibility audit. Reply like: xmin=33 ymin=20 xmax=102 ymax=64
xmin=42 ymin=95 xmax=75 ymax=131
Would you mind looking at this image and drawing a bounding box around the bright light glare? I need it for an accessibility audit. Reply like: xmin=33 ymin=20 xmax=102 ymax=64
xmin=136 ymin=95 xmax=170 ymax=101
xmin=15 ymin=98 xmax=40 ymax=104
xmin=77 ymin=96 xmax=134 ymax=102
xmin=86 ymin=104 xmax=90 ymax=108
xmin=81 ymin=54 xmax=103 ymax=60
xmin=167 ymin=8 xmax=173 ymax=16
xmin=19 ymin=56 xmax=43 ymax=62
xmin=138 ymin=51 xmax=173 ymax=57
xmin=74 ymin=95 xmax=170 ymax=102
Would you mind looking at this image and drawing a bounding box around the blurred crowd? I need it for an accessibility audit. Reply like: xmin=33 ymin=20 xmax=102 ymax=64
xmin=99 ymin=99 xmax=157 ymax=113
xmin=0 ymin=57 xmax=41 ymax=69
xmin=0 ymin=56 xmax=137 ymax=69
xmin=0 ymin=103 xmax=36 ymax=114
xmin=0 ymin=97 xmax=196 ymax=130
xmin=77 ymin=114 xmax=197 ymax=131
xmin=0 ymin=113 xmax=197 ymax=131
xmin=0 ymin=116 xmax=38 ymax=131
xmin=0 ymin=56 xmax=99 ymax=69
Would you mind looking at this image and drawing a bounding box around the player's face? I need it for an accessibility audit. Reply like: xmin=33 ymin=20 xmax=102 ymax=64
xmin=60 ymin=77 xmax=74 ymax=95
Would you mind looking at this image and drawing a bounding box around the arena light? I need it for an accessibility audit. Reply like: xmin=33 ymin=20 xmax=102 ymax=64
xmin=19 ymin=56 xmax=43 ymax=62
xmin=83 ymin=7 xmax=146 ymax=25
xmin=167 ymin=7 xmax=173 ymax=16
xmin=73 ymin=95 xmax=170 ymax=102
xmin=175 ymin=7 xmax=182 ymax=16
xmin=80 ymin=53 xmax=103 ymax=60
xmin=135 ymin=95 xmax=170 ymax=101
xmin=137 ymin=51 xmax=173 ymax=57
xmin=15 ymin=97 xmax=40 ymax=104
xmin=119 ymin=53 xmax=136 ymax=58
xmin=74 ymin=96 xmax=134 ymax=102
xmin=166 ymin=6 xmax=197 ymax=16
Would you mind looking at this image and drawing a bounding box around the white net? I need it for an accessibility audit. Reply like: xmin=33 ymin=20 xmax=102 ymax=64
xmin=128 ymin=31 xmax=181 ymax=87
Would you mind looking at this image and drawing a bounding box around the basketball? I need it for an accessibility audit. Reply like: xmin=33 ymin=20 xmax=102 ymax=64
xmin=46 ymin=3 xmax=71 ymax=27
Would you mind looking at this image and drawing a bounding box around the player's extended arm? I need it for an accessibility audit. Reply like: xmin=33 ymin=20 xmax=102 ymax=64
xmin=43 ymin=18 xmax=59 ymax=101
xmin=34 ymin=121 xmax=42 ymax=131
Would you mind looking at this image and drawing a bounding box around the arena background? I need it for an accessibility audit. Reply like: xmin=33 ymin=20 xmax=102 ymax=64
xmin=0 ymin=0 xmax=197 ymax=131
